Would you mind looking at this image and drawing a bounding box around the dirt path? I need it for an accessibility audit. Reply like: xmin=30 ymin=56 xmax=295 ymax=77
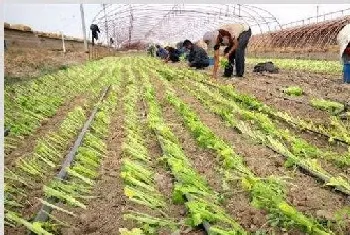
xmin=159 ymin=76 xmax=350 ymax=231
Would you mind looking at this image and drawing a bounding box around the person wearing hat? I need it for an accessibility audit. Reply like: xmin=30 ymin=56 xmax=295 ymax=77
xmin=204 ymin=23 xmax=252 ymax=79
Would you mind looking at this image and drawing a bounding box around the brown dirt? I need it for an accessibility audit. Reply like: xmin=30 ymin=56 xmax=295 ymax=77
xmin=162 ymin=76 xmax=350 ymax=232
xmin=5 ymin=48 xmax=88 ymax=81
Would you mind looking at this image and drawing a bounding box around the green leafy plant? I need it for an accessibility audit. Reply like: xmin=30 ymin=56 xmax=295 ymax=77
xmin=283 ymin=86 xmax=303 ymax=96
xmin=310 ymin=99 xmax=345 ymax=115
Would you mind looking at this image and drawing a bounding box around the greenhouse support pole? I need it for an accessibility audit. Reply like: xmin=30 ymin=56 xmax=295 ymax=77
xmin=80 ymin=4 xmax=88 ymax=52
xmin=103 ymin=4 xmax=110 ymax=48
xmin=61 ymin=31 xmax=66 ymax=53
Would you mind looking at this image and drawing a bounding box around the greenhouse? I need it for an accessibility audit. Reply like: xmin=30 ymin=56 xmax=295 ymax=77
xmin=3 ymin=3 xmax=350 ymax=235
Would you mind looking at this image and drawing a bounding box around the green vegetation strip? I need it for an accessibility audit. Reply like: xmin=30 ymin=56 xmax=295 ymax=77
xmin=4 ymin=58 xmax=117 ymax=152
xmin=164 ymin=89 xmax=333 ymax=235
xmin=283 ymin=86 xmax=303 ymax=96
xmin=158 ymin=63 xmax=350 ymax=146
xmin=5 ymin=59 xmax=123 ymax=234
xmin=118 ymin=63 xmax=178 ymax=234
xmin=310 ymin=99 xmax=345 ymax=115
xmin=246 ymin=58 xmax=342 ymax=75
xmin=141 ymin=67 xmax=249 ymax=234
xmin=33 ymin=85 xmax=111 ymax=224
xmin=182 ymin=79 xmax=350 ymax=193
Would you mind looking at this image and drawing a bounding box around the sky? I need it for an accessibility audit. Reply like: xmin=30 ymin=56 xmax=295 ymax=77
xmin=4 ymin=4 xmax=350 ymax=39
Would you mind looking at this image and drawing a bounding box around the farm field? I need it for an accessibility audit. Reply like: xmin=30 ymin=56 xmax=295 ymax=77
xmin=4 ymin=56 xmax=350 ymax=235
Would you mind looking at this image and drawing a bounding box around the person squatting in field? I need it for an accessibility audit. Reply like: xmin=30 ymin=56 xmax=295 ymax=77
xmin=204 ymin=23 xmax=252 ymax=79
xmin=164 ymin=46 xmax=181 ymax=63
xmin=182 ymin=39 xmax=210 ymax=69
xmin=156 ymin=45 xmax=169 ymax=59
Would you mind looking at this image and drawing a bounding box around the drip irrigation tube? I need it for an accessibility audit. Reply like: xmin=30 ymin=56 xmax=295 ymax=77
xmin=29 ymin=85 xmax=111 ymax=232
xmin=142 ymin=99 xmax=211 ymax=235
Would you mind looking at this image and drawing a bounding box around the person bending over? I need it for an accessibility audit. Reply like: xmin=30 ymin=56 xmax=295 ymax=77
xmin=204 ymin=23 xmax=251 ymax=78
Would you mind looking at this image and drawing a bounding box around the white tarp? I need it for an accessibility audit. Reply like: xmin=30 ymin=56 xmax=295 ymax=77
xmin=337 ymin=24 xmax=350 ymax=62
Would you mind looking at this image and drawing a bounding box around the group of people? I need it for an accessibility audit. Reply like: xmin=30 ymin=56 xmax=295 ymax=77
xmin=148 ymin=22 xmax=252 ymax=79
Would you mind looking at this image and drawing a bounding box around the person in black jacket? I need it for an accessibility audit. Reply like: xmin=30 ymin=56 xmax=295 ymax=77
xmin=90 ymin=24 xmax=100 ymax=45
xmin=164 ymin=47 xmax=180 ymax=63
xmin=183 ymin=40 xmax=209 ymax=69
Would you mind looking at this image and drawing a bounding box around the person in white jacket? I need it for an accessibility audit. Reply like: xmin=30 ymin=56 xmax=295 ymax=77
xmin=203 ymin=23 xmax=252 ymax=79
xmin=337 ymin=24 xmax=350 ymax=63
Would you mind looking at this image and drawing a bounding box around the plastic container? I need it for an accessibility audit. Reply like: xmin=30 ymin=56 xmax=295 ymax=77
xmin=344 ymin=63 xmax=350 ymax=84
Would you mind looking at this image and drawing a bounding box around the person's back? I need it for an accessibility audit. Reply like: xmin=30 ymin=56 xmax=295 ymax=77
xmin=159 ymin=47 xmax=168 ymax=59
xmin=169 ymin=48 xmax=180 ymax=62
xmin=191 ymin=45 xmax=209 ymax=65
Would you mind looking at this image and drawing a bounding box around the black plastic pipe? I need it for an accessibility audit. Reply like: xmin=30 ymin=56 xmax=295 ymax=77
xmin=29 ymin=85 xmax=111 ymax=233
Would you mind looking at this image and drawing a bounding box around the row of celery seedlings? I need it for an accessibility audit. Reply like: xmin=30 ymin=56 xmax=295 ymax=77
xmin=6 ymin=83 xmax=119 ymax=234
xmin=185 ymin=78 xmax=350 ymax=171
xmin=180 ymin=79 xmax=350 ymax=194
xmin=4 ymin=58 xmax=116 ymax=152
xmin=150 ymin=61 xmax=349 ymax=233
xmin=140 ymin=65 xmax=251 ymax=235
xmin=4 ymin=106 xmax=87 ymax=222
xmin=159 ymin=84 xmax=334 ymax=235
xmin=148 ymin=60 xmax=350 ymax=186
xmin=5 ymin=60 xmax=122 ymax=234
xmin=118 ymin=65 xmax=179 ymax=234
xmin=204 ymin=77 xmax=350 ymax=146
xmin=4 ymin=63 xmax=122 ymax=220
xmin=151 ymin=59 xmax=350 ymax=146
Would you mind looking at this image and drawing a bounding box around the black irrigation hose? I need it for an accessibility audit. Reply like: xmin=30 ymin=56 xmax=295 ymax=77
xmin=29 ymin=85 xmax=111 ymax=233
xmin=142 ymin=99 xmax=211 ymax=235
